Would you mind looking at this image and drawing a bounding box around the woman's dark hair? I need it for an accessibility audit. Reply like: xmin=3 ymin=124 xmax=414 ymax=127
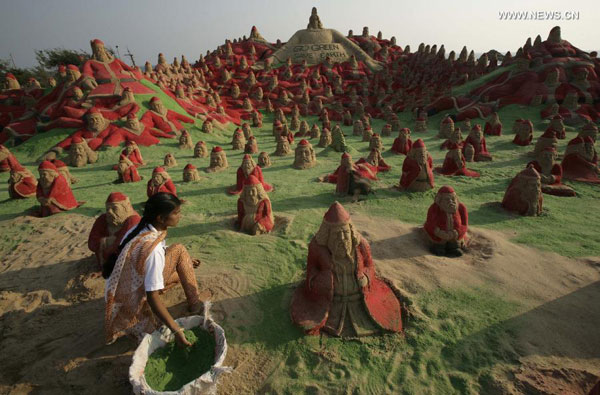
xmin=102 ymin=192 xmax=181 ymax=279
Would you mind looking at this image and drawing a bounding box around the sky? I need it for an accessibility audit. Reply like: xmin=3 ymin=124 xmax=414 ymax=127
xmin=1 ymin=0 xmax=598 ymax=69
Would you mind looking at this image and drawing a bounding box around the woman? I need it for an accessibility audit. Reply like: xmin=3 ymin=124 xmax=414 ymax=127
xmin=104 ymin=192 xmax=202 ymax=347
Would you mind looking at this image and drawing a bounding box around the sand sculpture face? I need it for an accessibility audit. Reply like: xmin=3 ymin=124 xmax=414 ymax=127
xmin=164 ymin=154 xmax=176 ymax=167
xmin=258 ymin=152 xmax=271 ymax=167
xmin=241 ymin=157 xmax=255 ymax=176
xmin=327 ymin=223 xmax=355 ymax=259
xmin=183 ymin=167 xmax=200 ymax=182
xmin=151 ymin=172 xmax=167 ymax=186
xmin=106 ymin=200 xmax=133 ymax=227
xmin=91 ymin=40 xmax=113 ymax=63
xmin=39 ymin=169 xmax=58 ymax=190
xmin=369 ymin=135 xmax=382 ymax=151
xmin=87 ymin=113 xmax=107 ymax=132
xmin=436 ymin=191 xmax=458 ymax=214
xmin=341 ymin=154 xmax=353 ymax=169
xmin=70 ymin=143 xmax=88 ymax=167
xmin=294 ymin=143 xmax=316 ymax=169
xmin=194 ymin=142 xmax=207 ymax=158
xmin=126 ymin=116 xmax=141 ymax=130
xmin=409 ymin=147 xmax=428 ymax=165
xmin=150 ymin=99 xmax=167 ymax=115
xmin=210 ymin=151 xmax=227 ymax=169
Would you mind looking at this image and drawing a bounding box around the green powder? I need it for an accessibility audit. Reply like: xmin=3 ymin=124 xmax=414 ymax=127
xmin=145 ymin=326 xmax=217 ymax=392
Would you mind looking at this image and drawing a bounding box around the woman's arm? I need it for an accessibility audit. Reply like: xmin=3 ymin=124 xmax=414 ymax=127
xmin=146 ymin=291 xmax=191 ymax=347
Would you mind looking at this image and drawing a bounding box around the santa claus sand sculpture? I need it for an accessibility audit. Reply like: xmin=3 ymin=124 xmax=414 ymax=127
xmin=236 ymin=175 xmax=274 ymax=235
xmin=291 ymin=201 xmax=402 ymax=336
xmin=229 ymin=154 xmax=273 ymax=195
xmin=399 ymin=139 xmax=435 ymax=191
xmin=147 ymin=167 xmax=177 ymax=197
xmin=88 ymin=192 xmax=140 ymax=269
xmin=501 ymin=166 xmax=544 ymax=216
xmin=183 ymin=163 xmax=201 ymax=182
xmin=294 ymin=139 xmax=317 ymax=169
xmin=206 ymin=146 xmax=228 ymax=173
xmin=37 ymin=161 xmax=83 ymax=217
xmin=424 ymin=186 xmax=469 ymax=257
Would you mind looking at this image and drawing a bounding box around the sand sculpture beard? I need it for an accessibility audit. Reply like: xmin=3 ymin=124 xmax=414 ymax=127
xmin=410 ymin=148 xmax=428 ymax=167
xmin=183 ymin=169 xmax=200 ymax=182
xmin=258 ymin=154 xmax=271 ymax=167
xmin=522 ymin=179 xmax=542 ymax=214
xmin=70 ymin=147 xmax=88 ymax=167
xmin=242 ymin=160 xmax=254 ymax=177
xmin=538 ymin=154 xmax=555 ymax=176
xmin=151 ymin=103 xmax=167 ymax=116
xmin=209 ymin=154 xmax=227 ymax=170
xmin=39 ymin=170 xmax=57 ymax=194
xmin=117 ymin=161 xmax=131 ymax=178
xmin=88 ymin=114 xmax=109 ymax=134
xmin=437 ymin=193 xmax=458 ymax=215
xmin=93 ymin=46 xmax=113 ymax=63
xmin=151 ymin=174 xmax=167 ymax=187
xmin=66 ymin=71 xmax=81 ymax=84
xmin=194 ymin=145 xmax=207 ymax=157
xmin=449 ymin=149 xmax=463 ymax=167
xmin=106 ymin=201 xmax=132 ymax=232
xmin=10 ymin=170 xmax=30 ymax=184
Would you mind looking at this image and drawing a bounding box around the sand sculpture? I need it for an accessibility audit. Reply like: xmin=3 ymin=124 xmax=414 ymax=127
xmin=269 ymin=8 xmax=382 ymax=71
xmin=290 ymin=201 xmax=402 ymax=336
xmin=236 ymin=175 xmax=274 ymax=235
xmin=88 ymin=192 xmax=140 ymax=268
xmin=179 ymin=130 xmax=194 ymax=150
xmin=147 ymin=167 xmax=177 ymax=197
xmin=194 ymin=141 xmax=209 ymax=158
xmin=183 ymin=163 xmax=201 ymax=182
xmin=67 ymin=136 xmax=98 ymax=167
xmin=164 ymin=153 xmax=177 ymax=168
xmin=399 ymin=139 xmax=435 ymax=191
xmin=206 ymin=146 xmax=228 ymax=173
xmin=229 ymin=154 xmax=273 ymax=195
xmin=502 ymin=166 xmax=544 ymax=216
xmin=116 ymin=154 xmax=142 ymax=183
xmin=293 ymin=139 xmax=317 ymax=169
xmin=391 ymin=128 xmax=412 ymax=155
xmin=36 ymin=160 xmax=83 ymax=216
xmin=424 ymin=186 xmax=469 ymax=257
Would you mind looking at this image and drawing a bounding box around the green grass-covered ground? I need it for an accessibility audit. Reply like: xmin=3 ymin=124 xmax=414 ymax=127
xmin=1 ymin=80 xmax=598 ymax=393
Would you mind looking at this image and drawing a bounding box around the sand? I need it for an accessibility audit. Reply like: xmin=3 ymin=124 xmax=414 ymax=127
xmin=0 ymin=209 xmax=599 ymax=394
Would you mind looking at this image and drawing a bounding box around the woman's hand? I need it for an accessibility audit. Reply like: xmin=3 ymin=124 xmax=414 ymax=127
xmin=174 ymin=329 xmax=192 ymax=347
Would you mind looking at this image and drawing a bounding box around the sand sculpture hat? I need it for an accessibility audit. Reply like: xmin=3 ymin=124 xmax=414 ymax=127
xmin=153 ymin=167 xmax=166 ymax=175
xmin=323 ymin=201 xmax=351 ymax=225
xmin=106 ymin=192 xmax=128 ymax=203
xmin=412 ymin=139 xmax=425 ymax=149
xmin=299 ymin=139 xmax=309 ymax=146
xmin=244 ymin=174 xmax=261 ymax=186
xmin=437 ymin=185 xmax=455 ymax=195
xmin=212 ymin=146 xmax=223 ymax=153
xmin=184 ymin=164 xmax=196 ymax=170
xmin=38 ymin=161 xmax=58 ymax=172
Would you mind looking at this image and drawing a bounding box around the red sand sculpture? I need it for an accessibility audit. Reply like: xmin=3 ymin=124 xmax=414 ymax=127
xmin=291 ymin=201 xmax=402 ymax=337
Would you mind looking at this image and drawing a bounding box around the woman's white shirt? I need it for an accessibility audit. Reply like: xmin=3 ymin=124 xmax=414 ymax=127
xmin=120 ymin=223 xmax=167 ymax=292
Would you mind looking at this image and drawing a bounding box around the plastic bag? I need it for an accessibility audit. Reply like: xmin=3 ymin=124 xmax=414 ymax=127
xmin=129 ymin=304 xmax=232 ymax=395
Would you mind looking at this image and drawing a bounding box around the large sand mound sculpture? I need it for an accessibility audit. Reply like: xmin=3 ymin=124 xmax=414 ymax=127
xmin=268 ymin=7 xmax=382 ymax=71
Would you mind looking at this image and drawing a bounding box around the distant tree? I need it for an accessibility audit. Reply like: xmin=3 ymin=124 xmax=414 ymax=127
xmin=34 ymin=47 xmax=90 ymax=71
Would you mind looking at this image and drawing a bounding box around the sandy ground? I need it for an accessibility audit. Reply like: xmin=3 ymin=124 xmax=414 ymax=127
xmin=0 ymin=211 xmax=599 ymax=394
